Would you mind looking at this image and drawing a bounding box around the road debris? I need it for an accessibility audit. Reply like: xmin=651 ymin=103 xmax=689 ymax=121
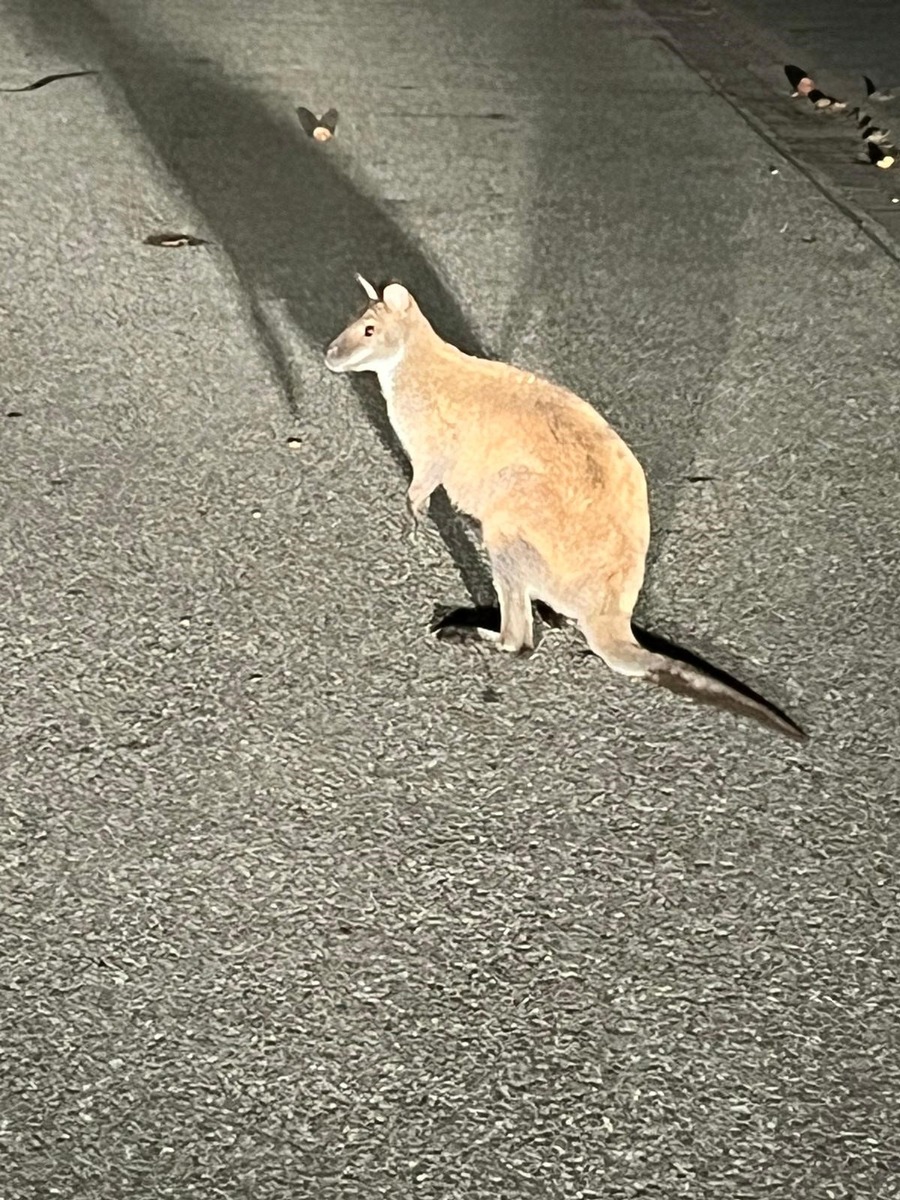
xmin=863 ymin=75 xmax=898 ymax=103
xmin=785 ymin=64 xmax=896 ymax=168
xmin=143 ymin=233 xmax=209 ymax=248
xmin=0 ymin=70 xmax=98 ymax=92
xmin=785 ymin=63 xmax=844 ymax=110
xmin=296 ymin=106 xmax=338 ymax=142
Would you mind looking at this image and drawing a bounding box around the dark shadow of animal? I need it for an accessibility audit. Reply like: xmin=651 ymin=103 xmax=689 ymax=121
xmin=14 ymin=0 xmax=495 ymax=603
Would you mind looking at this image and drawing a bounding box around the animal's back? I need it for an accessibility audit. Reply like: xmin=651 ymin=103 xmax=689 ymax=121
xmin=427 ymin=351 xmax=650 ymax=593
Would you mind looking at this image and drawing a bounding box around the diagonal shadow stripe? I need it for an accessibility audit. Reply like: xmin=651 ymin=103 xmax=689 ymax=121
xmin=11 ymin=0 xmax=496 ymax=605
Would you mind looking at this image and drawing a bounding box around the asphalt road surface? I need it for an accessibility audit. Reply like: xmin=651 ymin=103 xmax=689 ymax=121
xmin=726 ymin=0 xmax=899 ymax=85
xmin=1 ymin=0 xmax=898 ymax=1197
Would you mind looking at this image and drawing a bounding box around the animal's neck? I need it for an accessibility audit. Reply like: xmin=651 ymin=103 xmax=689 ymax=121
xmin=375 ymin=321 xmax=445 ymax=402
xmin=375 ymin=350 xmax=404 ymax=401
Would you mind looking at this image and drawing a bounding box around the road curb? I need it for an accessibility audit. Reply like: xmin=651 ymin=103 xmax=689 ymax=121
xmin=630 ymin=0 xmax=900 ymax=265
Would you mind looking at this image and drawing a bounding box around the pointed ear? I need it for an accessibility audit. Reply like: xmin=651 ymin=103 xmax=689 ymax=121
xmin=382 ymin=282 xmax=411 ymax=313
xmin=354 ymin=272 xmax=379 ymax=302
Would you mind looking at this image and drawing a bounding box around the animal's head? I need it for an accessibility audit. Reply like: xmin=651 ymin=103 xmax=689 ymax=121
xmin=325 ymin=274 xmax=419 ymax=374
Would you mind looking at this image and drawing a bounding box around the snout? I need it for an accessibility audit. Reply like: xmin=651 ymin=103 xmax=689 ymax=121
xmin=324 ymin=339 xmax=346 ymax=373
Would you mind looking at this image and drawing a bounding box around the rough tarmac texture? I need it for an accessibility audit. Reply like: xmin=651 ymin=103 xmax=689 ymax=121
xmin=726 ymin=0 xmax=899 ymax=84
xmin=1 ymin=0 xmax=898 ymax=1197
xmin=638 ymin=0 xmax=900 ymax=252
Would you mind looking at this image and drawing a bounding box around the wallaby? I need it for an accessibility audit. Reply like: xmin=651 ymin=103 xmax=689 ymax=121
xmin=325 ymin=274 xmax=807 ymax=742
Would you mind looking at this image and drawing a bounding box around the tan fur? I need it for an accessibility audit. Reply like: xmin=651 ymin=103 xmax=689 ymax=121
xmin=325 ymin=277 xmax=807 ymax=741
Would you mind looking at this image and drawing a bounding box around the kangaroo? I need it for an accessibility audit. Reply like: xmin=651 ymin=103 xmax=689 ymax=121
xmin=325 ymin=274 xmax=807 ymax=742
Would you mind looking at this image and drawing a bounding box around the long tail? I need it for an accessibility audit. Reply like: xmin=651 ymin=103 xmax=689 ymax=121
xmin=590 ymin=619 xmax=808 ymax=742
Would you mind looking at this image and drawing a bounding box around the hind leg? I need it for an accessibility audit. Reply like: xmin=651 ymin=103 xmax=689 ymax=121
xmin=572 ymin=554 xmax=653 ymax=674
xmin=580 ymin=611 xmax=663 ymax=677
xmin=488 ymin=543 xmax=535 ymax=654
xmin=434 ymin=536 xmax=538 ymax=652
xmin=493 ymin=574 xmax=534 ymax=653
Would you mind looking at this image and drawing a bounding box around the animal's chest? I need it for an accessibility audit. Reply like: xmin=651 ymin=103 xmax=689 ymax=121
xmin=384 ymin=396 xmax=417 ymax=454
xmin=383 ymin=387 xmax=440 ymax=467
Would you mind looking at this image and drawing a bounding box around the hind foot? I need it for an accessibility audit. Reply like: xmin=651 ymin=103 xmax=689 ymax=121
xmin=432 ymin=606 xmax=533 ymax=656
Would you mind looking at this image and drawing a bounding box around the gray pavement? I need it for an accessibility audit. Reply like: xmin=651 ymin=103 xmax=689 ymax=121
xmin=639 ymin=0 xmax=900 ymax=242
xmin=1 ymin=0 xmax=898 ymax=1197
xmin=727 ymin=0 xmax=898 ymax=85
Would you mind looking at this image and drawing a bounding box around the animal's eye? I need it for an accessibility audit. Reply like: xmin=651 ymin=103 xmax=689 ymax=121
xmin=364 ymin=324 xmax=375 ymax=337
